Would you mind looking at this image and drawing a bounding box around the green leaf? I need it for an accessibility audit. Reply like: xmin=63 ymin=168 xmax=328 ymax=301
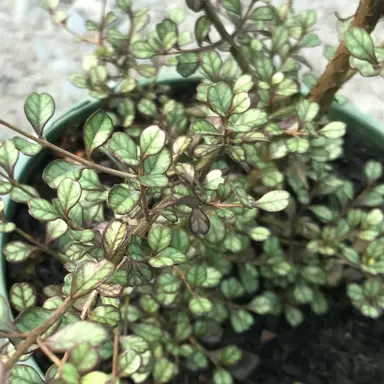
xmin=8 ymin=365 xmax=45 ymax=384
xmin=58 ymin=179 xmax=82 ymax=216
xmin=301 ymin=32 xmax=321 ymax=47
xmin=46 ymin=218 xmax=68 ymax=243
xmin=149 ymin=247 xmax=187 ymax=268
xmin=204 ymin=169 xmax=224 ymax=190
xmin=223 ymin=0 xmax=242 ymax=17
xmin=140 ymin=125 xmax=166 ymax=157
xmin=28 ymin=198 xmax=60 ymax=221
xmin=10 ymin=184 xmax=39 ymax=203
xmin=71 ymin=260 xmax=115 ymax=299
xmin=0 ymin=180 xmax=12 ymax=195
xmin=108 ymin=184 xmax=140 ymax=215
xmin=45 ymin=321 xmax=109 ymax=352
xmin=116 ymin=0 xmax=131 ymax=10
xmin=139 ymin=174 xmax=168 ymax=187
xmin=10 ymin=283 xmax=37 ymax=312
xmin=148 ymin=226 xmax=172 ymax=252
xmin=254 ymin=190 xmax=290 ymax=212
xmin=201 ymin=51 xmax=222 ymax=76
xmin=24 ymin=92 xmax=55 ymax=136
xmin=248 ymin=295 xmax=273 ymax=315
xmin=195 ymin=16 xmax=210 ymax=46
xmin=189 ymin=296 xmax=212 ymax=315
xmin=285 ymin=306 xmax=304 ymax=327
xmin=213 ymin=368 xmax=233 ymax=384
xmin=217 ymin=345 xmax=242 ymax=366
xmin=191 ymin=120 xmax=220 ymax=135
xmin=230 ymin=92 xmax=250 ymax=114
xmin=89 ymin=305 xmax=120 ymax=327
xmin=83 ymin=110 xmax=113 ymax=158
xmin=108 ymin=132 xmax=139 ymax=166
xmin=228 ymin=108 xmax=268 ymax=132
xmin=319 ymin=121 xmax=346 ymax=139
xmin=0 ymin=140 xmax=19 ymax=177
xmin=70 ymin=343 xmax=99 ymax=373
xmin=297 ymin=100 xmax=319 ymax=122
xmin=272 ymin=26 xmax=289 ymax=52
xmin=176 ymin=53 xmax=199 ymax=77
xmin=249 ymin=226 xmax=271 ymax=241
xmin=208 ymin=82 xmax=233 ymax=117
xmin=4 ymin=241 xmax=37 ymax=263
xmin=230 ymin=309 xmax=254 ymax=333
xmin=43 ymin=160 xmax=82 ymax=189
xmin=286 ymin=137 xmax=309 ymax=153
xmin=131 ymin=41 xmax=156 ymax=59
xmin=153 ymin=358 xmax=177 ymax=383
xmin=118 ymin=349 xmax=141 ymax=377
xmin=0 ymin=222 xmax=16 ymax=233
xmin=345 ymin=27 xmax=377 ymax=64
xmin=138 ymin=99 xmax=157 ymax=117
xmin=143 ymin=148 xmax=172 ymax=175
xmin=12 ymin=137 xmax=42 ymax=156
xmin=233 ymin=74 xmax=253 ymax=93
xmin=365 ymin=161 xmax=382 ymax=183
xmin=251 ymin=5 xmax=276 ymax=21
xmin=15 ymin=307 xmax=56 ymax=334
xmin=102 ymin=220 xmax=128 ymax=261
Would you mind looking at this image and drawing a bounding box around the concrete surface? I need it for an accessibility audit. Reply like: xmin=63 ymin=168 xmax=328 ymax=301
xmin=0 ymin=0 xmax=383 ymax=140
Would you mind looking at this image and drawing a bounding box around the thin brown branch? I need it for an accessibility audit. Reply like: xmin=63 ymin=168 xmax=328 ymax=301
xmin=0 ymin=170 xmax=36 ymax=199
xmin=58 ymin=290 xmax=98 ymax=374
xmin=0 ymin=119 xmax=136 ymax=180
xmin=156 ymin=39 xmax=225 ymax=56
xmin=4 ymin=296 xmax=75 ymax=370
xmin=36 ymin=338 xmax=63 ymax=367
xmin=310 ymin=0 xmax=384 ymax=112
xmin=14 ymin=227 xmax=60 ymax=260
xmin=99 ymin=0 xmax=108 ymax=45
xmin=203 ymin=0 xmax=251 ymax=73
xmin=138 ymin=167 xmax=150 ymax=222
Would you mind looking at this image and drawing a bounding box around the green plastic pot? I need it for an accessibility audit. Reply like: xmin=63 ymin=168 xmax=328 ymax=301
xmin=1 ymin=75 xmax=384 ymax=375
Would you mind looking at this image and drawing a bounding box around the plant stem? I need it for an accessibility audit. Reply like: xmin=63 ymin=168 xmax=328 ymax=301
xmin=158 ymin=39 xmax=225 ymax=56
xmin=14 ymin=227 xmax=60 ymax=260
xmin=138 ymin=167 xmax=150 ymax=222
xmin=0 ymin=170 xmax=36 ymax=198
xmin=99 ymin=0 xmax=108 ymax=45
xmin=202 ymin=0 xmax=251 ymax=74
xmin=0 ymin=119 xmax=136 ymax=180
xmin=4 ymin=296 xmax=75 ymax=370
xmin=58 ymin=290 xmax=98 ymax=374
xmin=173 ymin=266 xmax=195 ymax=295
xmin=310 ymin=0 xmax=384 ymax=112
xmin=36 ymin=338 xmax=63 ymax=367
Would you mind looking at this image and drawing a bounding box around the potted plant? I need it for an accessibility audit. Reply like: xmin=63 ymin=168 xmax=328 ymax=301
xmin=1 ymin=0 xmax=384 ymax=383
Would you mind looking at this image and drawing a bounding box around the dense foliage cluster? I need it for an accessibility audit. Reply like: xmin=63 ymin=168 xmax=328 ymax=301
xmin=1 ymin=0 xmax=384 ymax=383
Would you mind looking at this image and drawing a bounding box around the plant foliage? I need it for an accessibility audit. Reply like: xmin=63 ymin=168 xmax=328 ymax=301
xmin=1 ymin=0 xmax=384 ymax=382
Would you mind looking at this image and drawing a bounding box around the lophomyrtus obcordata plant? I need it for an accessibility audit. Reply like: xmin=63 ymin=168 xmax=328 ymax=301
xmin=1 ymin=0 xmax=384 ymax=382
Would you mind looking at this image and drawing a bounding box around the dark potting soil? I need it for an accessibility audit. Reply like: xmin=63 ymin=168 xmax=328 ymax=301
xmin=5 ymin=88 xmax=384 ymax=383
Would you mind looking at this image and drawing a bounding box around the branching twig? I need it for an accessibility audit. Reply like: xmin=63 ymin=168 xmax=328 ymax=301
xmin=310 ymin=0 xmax=384 ymax=112
xmin=4 ymin=296 xmax=75 ymax=370
xmin=202 ymin=0 xmax=252 ymax=73
xmin=0 ymin=119 xmax=136 ymax=180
